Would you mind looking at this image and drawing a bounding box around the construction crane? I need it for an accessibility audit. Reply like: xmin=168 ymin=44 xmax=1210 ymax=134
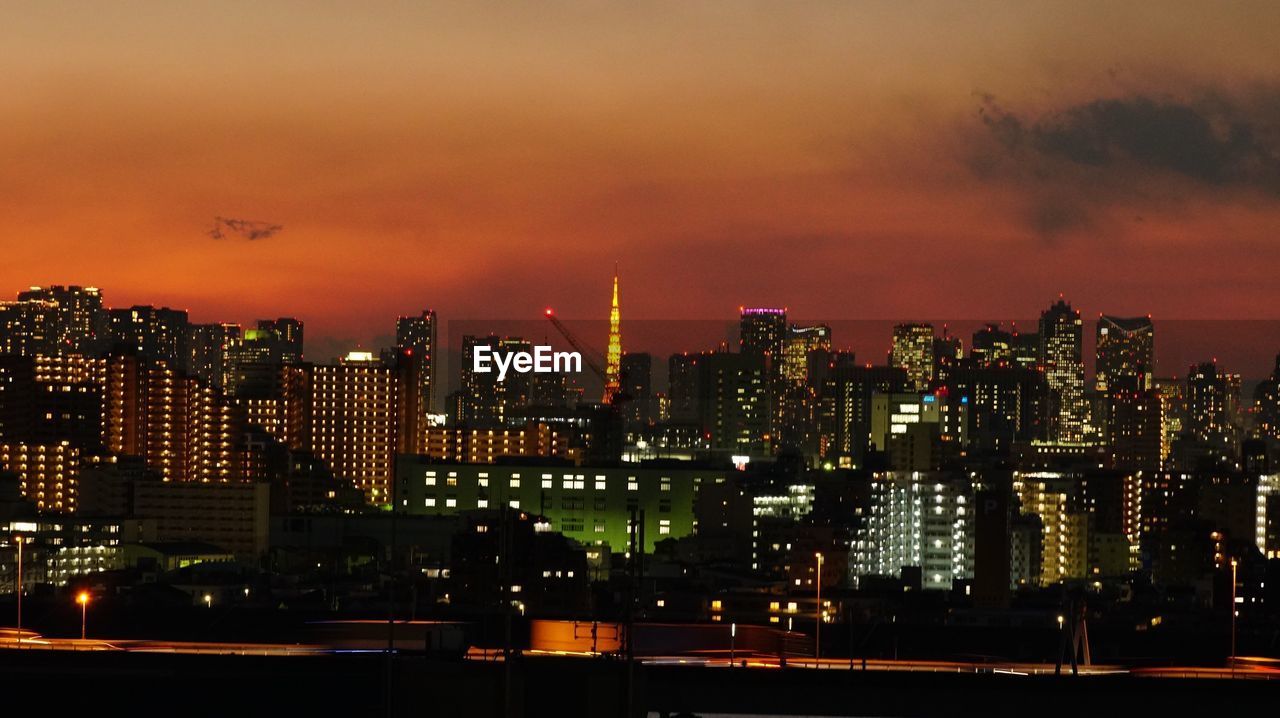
xmin=543 ymin=308 xmax=629 ymax=406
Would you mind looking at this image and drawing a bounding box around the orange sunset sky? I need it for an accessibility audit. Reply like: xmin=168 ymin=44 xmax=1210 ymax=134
xmin=4 ymin=1 xmax=1280 ymax=354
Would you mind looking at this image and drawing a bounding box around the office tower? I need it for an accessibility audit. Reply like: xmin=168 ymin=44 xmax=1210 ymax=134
xmin=667 ymin=353 xmax=703 ymax=424
xmin=0 ymin=356 xmax=36 ymax=442
xmin=187 ymin=322 xmax=242 ymax=387
xmin=1154 ymin=377 xmax=1184 ymax=467
xmin=869 ymin=392 xmax=968 ymax=470
xmin=256 ymin=318 xmax=304 ymax=363
xmin=782 ymin=325 xmax=832 ymax=382
xmin=105 ymin=305 xmax=190 ymax=366
xmin=739 ymin=307 xmax=787 ymax=361
xmin=1039 ymin=299 xmax=1086 ymax=442
xmin=852 ymin=471 xmax=975 ymax=590
xmin=1096 ymin=315 xmax=1154 ymax=392
xmin=697 ymin=351 xmax=769 ymax=454
xmin=458 ymin=335 xmax=531 ymax=426
xmin=396 ymin=310 xmax=436 ymax=423
xmin=1010 ymin=328 xmax=1040 ymax=370
xmin=818 ymin=364 xmax=907 ymax=464
xmin=932 ymin=327 xmax=963 ymax=383
xmin=603 ymin=270 xmax=622 ymax=404
xmin=12 ymin=285 xmax=105 ymax=354
xmin=1186 ymin=361 xmax=1234 ymax=448
xmin=971 ymin=323 xmax=1013 ymax=367
xmin=308 ymin=351 xmax=400 ymax=503
xmin=1106 ymin=373 xmax=1161 ymax=473
xmin=779 ymin=324 xmax=831 ymax=453
xmin=620 ymin=352 xmax=653 ymax=429
xmin=890 ymin=323 xmax=934 ymax=391
xmin=937 ymin=365 xmax=1052 ymax=449
xmin=1254 ymin=354 xmax=1280 ymax=442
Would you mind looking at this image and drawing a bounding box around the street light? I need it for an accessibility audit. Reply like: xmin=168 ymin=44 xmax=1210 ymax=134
xmin=14 ymin=536 xmax=22 ymax=645
xmin=814 ymin=552 xmax=824 ymax=663
xmin=204 ymin=593 xmax=213 ymax=609
xmin=76 ymin=591 xmax=90 ymax=640
xmin=1230 ymin=558 xmax=1238 ymax=676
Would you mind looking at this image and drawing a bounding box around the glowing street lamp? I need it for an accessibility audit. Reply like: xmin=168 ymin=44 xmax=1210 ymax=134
xmin=1230 ymin=558 xmax=1238 ymax=675
xmin=814 ymin=552 xmax=824 ymax=662
xmin=76 ymin=591 xmax=90 ymax=640
xmin=204 ymin=593 xmax=213 ymax=609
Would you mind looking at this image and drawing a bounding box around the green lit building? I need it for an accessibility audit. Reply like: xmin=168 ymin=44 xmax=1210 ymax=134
xmin=395 ymin=457 xmax=717 ymax=553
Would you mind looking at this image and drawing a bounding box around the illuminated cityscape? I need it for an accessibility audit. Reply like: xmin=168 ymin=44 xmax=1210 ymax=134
xmin=7 ymin=1 xmax=1280 ymax=715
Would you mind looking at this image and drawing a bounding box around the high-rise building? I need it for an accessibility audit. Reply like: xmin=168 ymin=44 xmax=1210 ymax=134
xmin=890 ymin=323 xmax=934 ymax=391
xmin=187 ymin=322 xmax=242 ymax=387
xmin=1096 ymin=315 xmax=1154 ymax=392
xmin=1106 ymin=373 xmax=1162 ymax=473
xmin=13 ymin=285 xmax=105 ymax=354
xmin=620 ymin=352 xmax=653 ymax=430
xmin=971 ymin=323 xmax=1013 ymax=367
xmin=1186 ymin=361 xmax=1235 ymax=449
xmin=667 ymin=353 xmax=703 ymax=424
xmin=937 ymin=365 xmax=1051 ymax=450
xmin=308 ymin=351 xmax=409 ymax=503
xmin=458 ymin=335 xmax=531 ymax=426
xmin=697 ymin=351 xmax=769 ymax=454
xmin=103 ymin=354 xmax=241 ymax=484
xmin=256 ymin=318 xmax=304 ymax=363
xmin=106 ymin=306 xmax=190 ymax=367
xmin=396 ymin=310 xmax=437 ymax=424
xmin=852 ymin=471 xmax=974 ymax=590
xmin=739 ymin=307 xmax=787 ymax=361
xmin=1039 ymin=299 xmax=1086 ymax=443
xmin=778 ymin=324 xmax=831 ymax=453
xmin=1254 ymin=354 xmax=1280 ymax=442
xmin=0 ymin=441 xmax=81 ymax=512
xmin=818 ymin=364 xmax=907 ymax=464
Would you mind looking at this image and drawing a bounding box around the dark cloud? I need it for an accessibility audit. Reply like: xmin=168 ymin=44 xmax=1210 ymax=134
xmin=208 ymin=216 xmax=283 ymax=241
xmin=972 ymin=89 xmax=1280 ymax=241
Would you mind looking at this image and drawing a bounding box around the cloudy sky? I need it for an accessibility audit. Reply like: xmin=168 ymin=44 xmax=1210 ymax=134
xmin=4 ymin=1 xmax=1280 ymax=358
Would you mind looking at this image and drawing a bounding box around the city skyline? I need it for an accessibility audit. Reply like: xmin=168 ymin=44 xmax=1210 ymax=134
xmin=5 ymin=1 xmax=1280 ymax=352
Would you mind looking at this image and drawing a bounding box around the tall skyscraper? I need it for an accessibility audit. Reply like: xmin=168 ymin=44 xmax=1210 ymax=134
xmin=971 ymin=323 xmax=1014 ymax=367
xmin=1254 ymin=354 xmax=1280 ymax=442
xmin=458 ymin=335 xmax=530 ymax=425
xmin=187 ymin=322 xmax=242 ymax=387
xmin=1096 ymin=315 xmax=1154 ymax=392
xmin=779 ymin=324 xmax=831 ymax=453
xmin=697 ymin=350 xmax=769 ymax=453
xmin=890 ymin=323 xmax=934 ymax=391
xmin=603 ymin=270 xmax=622 ymax=404
xmin=14 ymin=285 xmax=104 ymax=354
xmin=739 ymin=307 xmax=787 ymax=361
xmin=106 ymin=305 xmax=190 ymax=367
xmin=256 ymin=318 xmax=304 ymax=363
xmin=1039 ymin=299 xmax=1086 ymax=442
xmin=1186 ymin=361 xmax=1234 ymax=449
xmin=620 ymin=352 xmax=653 ymax=429
xmin=396 ymin=310 xmax=437 ymax=430
xmin=667 ymin=353 xmax=703 ymax=424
